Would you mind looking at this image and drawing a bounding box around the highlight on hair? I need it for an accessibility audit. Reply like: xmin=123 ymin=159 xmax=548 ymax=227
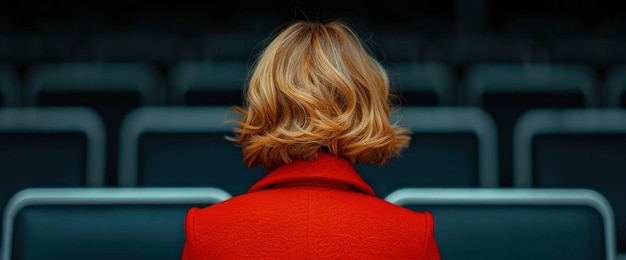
xmin=227 ymin=19 xmax=412 ymax=170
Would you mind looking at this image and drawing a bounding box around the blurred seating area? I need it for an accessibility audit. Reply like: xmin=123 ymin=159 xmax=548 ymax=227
xmin=1 ymin=0 xmax=626 ymax=259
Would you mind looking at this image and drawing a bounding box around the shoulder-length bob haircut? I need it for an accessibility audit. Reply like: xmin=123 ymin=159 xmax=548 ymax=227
xmin=228 ymin=19 xmax=411 ymax=170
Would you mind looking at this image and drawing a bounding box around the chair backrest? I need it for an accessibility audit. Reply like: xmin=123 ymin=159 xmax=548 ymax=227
xmin=75 ymin=34 xmax=184 ymax=65
xmin=446 ymin=35 xmax=544 ymax=68
xmin=514 ymin=108 xmax=626 ymax=255
xmin=26 ymin=62 xmax=160 ymax=106
xmin=371 ymin=32 xmax=432 ymax=63
xmin=1 ymin=187 xmax=232 ymax=260
xmin=465 ymin=63 xmax=596 ymax=186
xmin=606 ymin=66 xmax=626 ymax=108
xmin=386 ymin=188 xmax=616 ymax=260
xmin=355 ymin=106 xmax=498 ymax=198
xmin=0 ymin=64 xmax=19 ymax=107
xmin=466 ymin=64 xmax=596 ymax=107
xmin=501 ymin=17 xmax=588 ymax=38
xmin=118 ymin=106 xmax=265 ymax=196
xmin=197 ymin=32 xmax=266 ymax=62
xmin=169 ymin=61 xmax=249 ymax=106
xmin=0 ymin=107 xmax=106 ymax=243
xmin=545 ymin=37 xmax=626 ymax=69
xmin=26 ymin=62 xmax=161 ymax=186
xmin=386 ymin=62 xmax=453 ymax=106
xmin=0 ymin=34 xmax=78 ymax=64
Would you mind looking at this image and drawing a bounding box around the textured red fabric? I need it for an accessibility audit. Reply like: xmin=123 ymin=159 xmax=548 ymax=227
xmin=182 ymin=153 xmax=440 ymax=259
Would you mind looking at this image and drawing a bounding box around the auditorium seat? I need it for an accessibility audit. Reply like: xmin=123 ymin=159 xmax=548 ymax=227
xmin=465 ymin=63 xmax=597 ymax=186
xmin=370 ymin=32 xmax=433 ymax=63
xmin=0 ymin=34 xmax=78 ymax=64
xmin=386 ymin=188 xmax=616 ymax=260
xmin=514 ymin=108 xmax=626 ymax=257
xmin=117 ymin=106 xmax=265 ymax=196
xmin=168 ymin=61 xmax=249 ymax=106
xmin=606 ymin=66 xmax=626 ymax=108
xmin=355 ymin=106 xmax=499 ymax=198
xmin=385 ymin=62 xmax=454 ymax=106
xmin=196 ymin=32 xmax=267 ymax=62
xmin=445 ymin=35 xmax=546 ymax=69
xmin=0 ymin=64 xmax=19 ymax=107
xmin=25 ymin=62 xmax=161 ymax=186
xmin=545 ymin=37 xmax=626 ymax=70
xmin=74 ymin=34 xmax=185 ymax=65
xmin=501 ymin=17 xmax=588 ymax=38
xmin=0 ymin=107 xmax=106 ymax=247
xmin=1 ymin=187 xmax=231 ymax=260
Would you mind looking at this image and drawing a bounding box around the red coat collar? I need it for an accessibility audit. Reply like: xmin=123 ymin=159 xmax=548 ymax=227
xmin=248 ymin=153 xmax=377 ymax=197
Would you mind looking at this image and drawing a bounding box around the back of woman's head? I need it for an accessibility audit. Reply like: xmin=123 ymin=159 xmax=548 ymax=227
xmin=229 ymin=19 xmax=411 ymax=170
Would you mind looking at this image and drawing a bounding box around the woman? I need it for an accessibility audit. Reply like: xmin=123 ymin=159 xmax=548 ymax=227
xmin=182 ymin=19 xmax=440 ymax=259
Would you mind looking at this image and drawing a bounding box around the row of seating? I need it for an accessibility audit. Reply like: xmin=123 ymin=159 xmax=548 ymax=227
xmin=1 ymin=106 xmax=626 ymax=255
xmin=2 ymin=32 xmax=626 ymax=67
xmin=1 ymin=62 xmax=625 ymax=189
xmin=0 ymin=187 xmax=618 ymax=260
xmin=2 ymin=62 xmax=625 ymax=108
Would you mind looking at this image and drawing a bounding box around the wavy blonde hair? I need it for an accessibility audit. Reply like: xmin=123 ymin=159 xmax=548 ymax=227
xmin=228 ymin=19 xmax=411 ymax=170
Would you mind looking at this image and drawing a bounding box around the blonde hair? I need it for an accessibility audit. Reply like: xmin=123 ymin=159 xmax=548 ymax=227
xmin=228 ymin=19 xmax=411 ymax=170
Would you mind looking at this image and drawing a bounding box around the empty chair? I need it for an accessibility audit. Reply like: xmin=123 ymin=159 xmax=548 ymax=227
xmin=118 ymin=106 xmax=265 ymax=196
xmin=445 ymin=35 xmax=547 ymax=69
xmin=168 ymin=61 xmax=249 ymax=106
xmin=25 ymin=62 xmax=161 ymax=186
xmin=75 ymin=34 xmax=184 ymax=65
xmin=606 ymin=66 xmax=626 ymax=108
xmin=386 ymin=188 xmax=616 ymax=260
xmin=501 ymin=17 xmax=589 ymax=39
xmin=0 ymin=107 xmax=106 ymax=243
xmin=465 ymin=63 xmax=597 ymax=187
xmin=0 ymin=34 xmax=78 ymax=64
xmin=354 ymin=106 xmax=498 ymax=198
xmin=514 ymin=108 xmax=626 ymax=256
xmin=370 ymin=32 xmax=433 ymax=63
xmin=0 ymin=65 xmax=19 ymax=106
xmin=197 ymin=32 xmax=267 ymax=62
xmin=545 ymin=37 xmax=626 ymax=70
xmin=126 ymin=16 xmax=212 ymax=35
xmin=386 ymin=62 xmax=454 ymax=106
xmin=1 ymin=187 xmax=232 ymax=260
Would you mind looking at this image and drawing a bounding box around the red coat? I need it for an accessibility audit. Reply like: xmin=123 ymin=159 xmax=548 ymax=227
xmin=182 ymin=153 xmax=440 ymax=259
